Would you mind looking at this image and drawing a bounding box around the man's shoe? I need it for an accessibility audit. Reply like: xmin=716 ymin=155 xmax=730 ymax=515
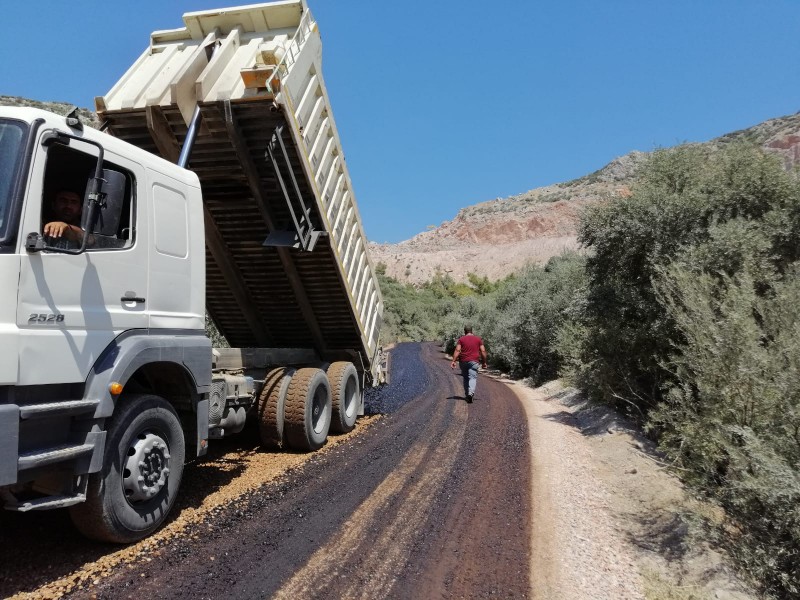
xmin=466 ymin=393 xmax=473 ymax=403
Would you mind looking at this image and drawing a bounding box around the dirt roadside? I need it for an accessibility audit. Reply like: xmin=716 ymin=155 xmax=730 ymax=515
xmin=500 ymin=376 xmax=758 ymax=600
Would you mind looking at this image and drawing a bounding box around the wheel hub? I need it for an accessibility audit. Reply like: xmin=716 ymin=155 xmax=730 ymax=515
xmin=123 ymin=432 xmax=171 ymax=503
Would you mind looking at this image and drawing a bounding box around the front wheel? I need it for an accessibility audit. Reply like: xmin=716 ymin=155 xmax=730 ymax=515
xmin=70 ymin=394 xmax=185 ymax=543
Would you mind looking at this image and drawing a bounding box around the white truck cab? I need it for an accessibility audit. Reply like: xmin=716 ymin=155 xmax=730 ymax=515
xmin=0 ymin=0 xmax=382 ymax=544
xmin=0 ymin=108 xmax=212 ymax=541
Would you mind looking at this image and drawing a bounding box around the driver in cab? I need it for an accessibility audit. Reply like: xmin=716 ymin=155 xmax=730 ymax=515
xmin=44 ymin=189 xmax=83 ymax=245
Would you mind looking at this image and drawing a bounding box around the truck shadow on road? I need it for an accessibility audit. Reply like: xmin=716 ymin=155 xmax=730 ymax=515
xmin=0 ymin=431 xmax=260 ymax=597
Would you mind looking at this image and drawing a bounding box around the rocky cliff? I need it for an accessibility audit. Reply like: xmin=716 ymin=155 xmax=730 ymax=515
xmin=370 ymin=113 xmax=800 ymax=284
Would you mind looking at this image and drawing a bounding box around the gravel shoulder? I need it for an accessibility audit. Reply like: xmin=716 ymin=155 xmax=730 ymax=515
xmin=500 ymin=376 xmax=758 ymax=600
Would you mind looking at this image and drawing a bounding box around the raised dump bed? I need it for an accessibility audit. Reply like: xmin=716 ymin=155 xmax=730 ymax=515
xmin=96 ymin=1 xmax=383 ymax=380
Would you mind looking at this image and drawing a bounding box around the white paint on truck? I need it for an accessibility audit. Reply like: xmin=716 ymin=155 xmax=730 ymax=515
xmin=0 ymin=0 xmax=382 ymax=544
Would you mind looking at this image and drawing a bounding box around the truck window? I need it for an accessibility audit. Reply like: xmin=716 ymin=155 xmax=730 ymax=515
xmin=0 ymin=119 xmax=27 ymax=244
xmin=41 ymin=143 xmax=135 ymax=251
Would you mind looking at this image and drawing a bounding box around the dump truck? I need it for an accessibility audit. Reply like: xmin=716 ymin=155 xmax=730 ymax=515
xmin=0 ymin=0 xmax=384 ymax=543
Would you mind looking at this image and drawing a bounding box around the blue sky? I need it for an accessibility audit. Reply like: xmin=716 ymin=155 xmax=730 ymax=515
xmin=2 ymin=1 xmax=799 ymax=243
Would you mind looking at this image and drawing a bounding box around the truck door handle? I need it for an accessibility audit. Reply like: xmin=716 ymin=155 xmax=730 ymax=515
xmin=122 ymin=296 xmax=146 ymax=303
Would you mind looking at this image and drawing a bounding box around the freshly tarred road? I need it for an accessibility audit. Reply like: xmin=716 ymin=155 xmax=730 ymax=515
xmin=0 ymin=343 xmax=531 ymax=599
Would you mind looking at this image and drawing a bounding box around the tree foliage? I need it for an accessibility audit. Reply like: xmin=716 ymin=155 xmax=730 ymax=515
xmin=569 ymin=143 xmax=800 ymax=413
xmin=564 ymin=141 xmax=800 ymax=596
xmin=652 ymin=267 xmax=800 ymax=596
xmin=377 ymin=254 xmax=585 ymax=385
xmin=376 ymin=140 xmax=800 ymax=595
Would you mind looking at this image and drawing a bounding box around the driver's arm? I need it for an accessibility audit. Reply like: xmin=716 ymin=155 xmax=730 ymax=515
xmin=44 ymin=221 xmax=83 ymax=241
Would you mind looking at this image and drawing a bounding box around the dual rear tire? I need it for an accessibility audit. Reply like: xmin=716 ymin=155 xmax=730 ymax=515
xmin=257 ymin=362 xmax=361 ymax=451
xmin=257 ymin=367 xmax=296 ymax=449
xmin=284 ymin=368 xmax=332 ymax=451
xmin=328 ymin=361 xmax=360 ymax=433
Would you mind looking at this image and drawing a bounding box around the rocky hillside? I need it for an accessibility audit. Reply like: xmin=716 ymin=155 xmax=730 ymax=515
xmin=0 ymin=95 xmax=100 ymax=129
xmin=371 ymin=113 xmax=800 ymax=284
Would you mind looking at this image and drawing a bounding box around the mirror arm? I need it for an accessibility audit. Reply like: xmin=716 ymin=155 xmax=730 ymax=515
xmin=26 ymin=222 xmax=93 ymax=255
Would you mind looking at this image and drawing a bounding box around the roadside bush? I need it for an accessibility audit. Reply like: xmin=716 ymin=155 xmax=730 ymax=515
xmin=568 ymin=140 xmax=800 ymax=596
xmin=205 ymin=314 xmax=229 ymax=348
xmin=480 ymin=252 xmax=586 ymax=384
xmin=652 ymin=266 xmax=800 ymax=597
xmin=377 ymin=267 xmax=492 ymax=345
xmin=570 ymin=143 xmax=800 ymax=415
xmin=377 ymin=271 xmax=444 ymax=343
xmin=441 ymin=295 xmax=492 ymax=356
xmin=376 ymin=252 xmax=585 ymax=386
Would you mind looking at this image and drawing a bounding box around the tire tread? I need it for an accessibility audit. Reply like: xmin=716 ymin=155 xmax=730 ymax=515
xmin=70 ymin=394 xmax=184 ymax=543
xmin=258 ymin=367 xmax=294 ymax=449
xmin=328 ymin=361 xmax=359 ymax=433
xmin=284 ymin=368 xmax=330 ymax=451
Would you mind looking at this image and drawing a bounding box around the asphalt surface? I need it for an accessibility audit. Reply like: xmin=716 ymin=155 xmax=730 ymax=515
xmin=0 ymin=342 xmax=532 ymax=599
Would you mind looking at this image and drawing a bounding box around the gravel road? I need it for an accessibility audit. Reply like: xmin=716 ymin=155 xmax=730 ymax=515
xmin=1 ymin=343 xmax=532 ymax=599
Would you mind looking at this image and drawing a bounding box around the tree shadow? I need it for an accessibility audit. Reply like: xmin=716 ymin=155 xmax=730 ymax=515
xmin=626 ymin=512 xmax=692 ymax=561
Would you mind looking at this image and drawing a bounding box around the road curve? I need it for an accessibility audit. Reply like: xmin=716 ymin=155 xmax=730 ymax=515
xmin=3 ymin=343 xmax=532 ymax=599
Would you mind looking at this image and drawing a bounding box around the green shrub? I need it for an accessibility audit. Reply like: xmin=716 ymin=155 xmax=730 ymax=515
xmin=479 ymin=253 xmax=586 ymax=384
xmin=571 ymin=143 xmax=800 ymax=415
xmin=376 ymin=252 xmax=584 ymax=387
xmin=205 ymin=314 xmax=228 ymax=348
xmin=652 ymin=266 xmax=800 ymax=597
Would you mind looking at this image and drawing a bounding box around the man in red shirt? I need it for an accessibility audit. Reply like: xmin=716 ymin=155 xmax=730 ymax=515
xmin=450 ymin=325 xmax=488 ymax=403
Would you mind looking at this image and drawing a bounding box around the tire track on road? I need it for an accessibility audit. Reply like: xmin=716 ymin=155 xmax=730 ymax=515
xmin=274 ymin=385 xmax=468 ymax=598
xmin=24 ymin=343 xmax=530 ymax=600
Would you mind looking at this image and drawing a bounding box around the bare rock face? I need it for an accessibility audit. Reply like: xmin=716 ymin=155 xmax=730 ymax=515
xmin=765 ymin=135 xmax=800 ymax=170
xmin=368 ymin=152 xmax=646 ymax=284
xmin=0 ymin=95 xmax=100 ymax=129
xmin=718 ymin=111 xmax=800 ymax=170
xmin=372 ymin=113 xmax=800 ymax=284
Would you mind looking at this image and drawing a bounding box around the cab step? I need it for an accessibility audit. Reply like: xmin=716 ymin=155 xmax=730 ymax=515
xmin=18 ymin=444 xmax=95 ymax=471
xmin=5 ymin=493 xmax=87 ymax=512
xmin=18 ymin=399 xmax=100 ymax=420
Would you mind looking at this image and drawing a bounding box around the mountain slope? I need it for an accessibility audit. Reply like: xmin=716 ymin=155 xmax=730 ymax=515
xmin=1 ymin=95 xmax=100 ymax=129
xmin=371 ymin=112 xmax=800 ymax=283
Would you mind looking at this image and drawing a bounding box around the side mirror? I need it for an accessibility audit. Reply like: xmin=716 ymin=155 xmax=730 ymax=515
xmin=82 ymin=169 xmax=125 ymax=237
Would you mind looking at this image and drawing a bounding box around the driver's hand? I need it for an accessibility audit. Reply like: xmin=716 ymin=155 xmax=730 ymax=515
xmin=44 ymin=221 xmax=69 ymax=238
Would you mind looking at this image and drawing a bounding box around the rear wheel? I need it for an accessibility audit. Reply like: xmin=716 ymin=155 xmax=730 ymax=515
xmin=70 ymin=394 xmax=185 ymax=543
xmin=257 ymin=367 xmax=295 ymax=449
xmin=284 ymin=368 xmax=331 ymax=452
xmin=328 ymin=361 xmax=360 ymax=433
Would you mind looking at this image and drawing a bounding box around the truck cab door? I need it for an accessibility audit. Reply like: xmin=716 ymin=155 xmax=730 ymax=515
xmin=16 ymin=131 xmax=150 ymax=386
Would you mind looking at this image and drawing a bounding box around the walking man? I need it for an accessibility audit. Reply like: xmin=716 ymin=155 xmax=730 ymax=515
xmin=450 ymin=325 xmax=488 ymax=403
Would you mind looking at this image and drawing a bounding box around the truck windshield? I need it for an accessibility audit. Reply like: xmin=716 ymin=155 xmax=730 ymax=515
xmin=0 ymin=118 xmax=28 ymax=244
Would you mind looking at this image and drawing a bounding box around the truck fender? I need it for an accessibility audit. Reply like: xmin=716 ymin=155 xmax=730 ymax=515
xmin=85 ymin=329 xmax=212 ymax=420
